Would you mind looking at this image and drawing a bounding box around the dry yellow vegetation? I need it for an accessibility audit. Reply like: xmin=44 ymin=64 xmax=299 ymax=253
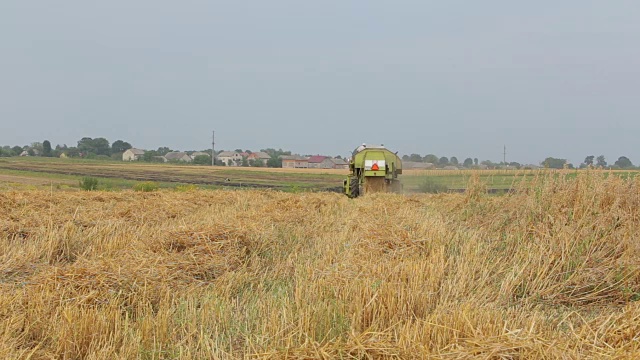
xmin=1 ymin=171 xmax=639 ymax=358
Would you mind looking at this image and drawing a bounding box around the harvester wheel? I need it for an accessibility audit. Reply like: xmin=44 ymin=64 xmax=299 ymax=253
xmin=350 ymin=177 xmax=360 ymax=198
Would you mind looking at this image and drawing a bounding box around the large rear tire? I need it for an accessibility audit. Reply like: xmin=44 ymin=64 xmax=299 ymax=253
xmin=350 ymin=177 xmax=360 ymax=198
xmin=344 ymin=176 xmax=360 ymax=198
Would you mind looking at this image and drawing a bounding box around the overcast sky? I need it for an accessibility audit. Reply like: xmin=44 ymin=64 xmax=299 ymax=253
xmin=1 ymin=1 xmax=638 ymax=164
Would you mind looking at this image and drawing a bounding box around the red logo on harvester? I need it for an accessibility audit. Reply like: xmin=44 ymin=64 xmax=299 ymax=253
xmin=371 ymin=163 xmax=379 ymax=171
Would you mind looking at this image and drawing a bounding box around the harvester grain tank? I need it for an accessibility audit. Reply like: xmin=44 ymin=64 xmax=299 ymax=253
xmin=343 ymin=144 xmax=402 ymax=198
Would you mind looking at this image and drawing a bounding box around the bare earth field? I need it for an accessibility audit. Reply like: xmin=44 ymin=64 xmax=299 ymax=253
xmin=0 ymin=174 xmax=76 ymax=186
xmin=1 ymin=172 xmax=639 ymax=358
xmin=0 ymin=158 xmax=346 ymax=191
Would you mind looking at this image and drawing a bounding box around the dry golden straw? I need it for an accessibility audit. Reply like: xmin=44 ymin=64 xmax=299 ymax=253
xmin=0 ymin=171 xmax=639 ymax=358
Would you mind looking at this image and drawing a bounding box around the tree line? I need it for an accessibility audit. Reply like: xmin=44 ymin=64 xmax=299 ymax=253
xmin=542 ymin=155 xmax=635 ymax=169
xmin=401 ymin=153 xmax=526 ymax=169
xmin=0 ymin=138 xmax=135 ymax=159
xmin=404 ymin=153 xmax=636 ymax=170
xmin=0 ymin=138 xmax=296 ymax=168
xmin=2 ymin=139 xmax=635 ymax=170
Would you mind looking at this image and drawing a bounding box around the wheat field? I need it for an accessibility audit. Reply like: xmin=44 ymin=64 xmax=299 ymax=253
xmin=1 ymin=171 xmax=639 ymax=359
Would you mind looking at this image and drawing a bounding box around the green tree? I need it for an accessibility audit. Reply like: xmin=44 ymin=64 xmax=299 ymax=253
xmin=192 ymin=155 xmax=211 ymax=165
xmin=267 ymin=157 xmax=282 ymax=168
xmin=156 ymin=147 xmax=173 ymax=156
xmin=596 ymin=155 xmax=607 ymax=168
xmin=423 ymin=154 xmax=438 ymax=164
xmin=481 ymin=160 xmax=497 ymax=168
xmin=77 ymin=137 xmax=95 ymax=156
xmin=408 ymin=154 xmax=422 ymax=162
xmin=450 ymin=156 xmax=459 ymax=165
xmin=12 ymin=146 xmax=23 ymax=156
xmin=614 ymin=156 xmax=633 ymax=169
xmin=42 ymin=140 xmax=52 ymax=157
xmin=542 ymin=157 xmax=567 ymax=169
xmin=241 ymin=157 xmax=249 ymax=167
xmin=142 ymin=150 xmax=159 ymax=162
xmin=463 ymin=158 xmax=473 ymax=167
xmin=584 ymin=155 xmax=595 ymax=166
xmin=78 ymin=137 xmax=110 ymax=156
xmin=111 ymin=140 xmax=132 ymax=153
xmin=474 ymin=158 xmax=478 ymax=165
xmin=438 ymin=157 xmax=449 ymax=166
xmin=66 ymin=147 xmax=81 ymax=157
xmin=93 ymin=138 xmax=111 ymax=155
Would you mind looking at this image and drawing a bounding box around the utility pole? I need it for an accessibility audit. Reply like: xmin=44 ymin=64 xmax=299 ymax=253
xmin=211 ymin=131 xmax=215 ymax=166
xmin=503 ymin=145 xmax=507 ymax=166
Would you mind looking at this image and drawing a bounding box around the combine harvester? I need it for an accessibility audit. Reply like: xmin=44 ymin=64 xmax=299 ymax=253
xmin=343 ymin=144 xmax=402 ymax=198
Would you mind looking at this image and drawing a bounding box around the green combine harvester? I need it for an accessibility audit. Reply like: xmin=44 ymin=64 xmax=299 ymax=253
xmin=343 ymin=144 xmax=403 ymax=198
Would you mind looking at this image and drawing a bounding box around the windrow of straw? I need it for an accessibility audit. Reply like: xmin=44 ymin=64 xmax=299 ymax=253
xmin=0 ymin=171 xmax=639 ymax=358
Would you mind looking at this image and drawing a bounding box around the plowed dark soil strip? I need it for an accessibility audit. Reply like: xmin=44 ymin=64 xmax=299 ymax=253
xmin=0 ymin=162 xmax=343 ymax=192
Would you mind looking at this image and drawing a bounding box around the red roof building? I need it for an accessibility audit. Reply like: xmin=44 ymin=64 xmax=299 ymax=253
xmin=308 ymin=155 xmax=328 ymax=168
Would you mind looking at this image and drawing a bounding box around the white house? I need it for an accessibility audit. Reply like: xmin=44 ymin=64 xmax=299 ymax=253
xmin=217 ymin=151 xmax=243 ymax=166
xmin=122 ymin=148 xmax=145 ymax=161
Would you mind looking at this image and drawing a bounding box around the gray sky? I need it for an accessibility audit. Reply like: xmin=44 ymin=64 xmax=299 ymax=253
xmin=1 ymin=1 xmax=639 ymax=165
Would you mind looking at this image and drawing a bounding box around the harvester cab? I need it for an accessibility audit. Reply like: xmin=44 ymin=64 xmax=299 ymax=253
xmin=343 ymin=144 xmax=402 ymax=198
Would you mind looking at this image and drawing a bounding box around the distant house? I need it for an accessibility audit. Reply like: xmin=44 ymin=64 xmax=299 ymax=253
xmin=247 ymin=151 xmax=271 ymax=166
xmin=122 ymin=148 xmax=145 ymax=161
xmin=322 ymin=157 xmax=349 ymax=170
xmin=217 ymin=151 xmax=243 ymax=166
xmin=164 ymin=152 xmax=192 ymax=162
xmin=307 ymin=156 xmax=328 ymax=168
xmin=281 ymin=155 xmax=309 ymax=168
xmin=190 ymin=151 xmax=211 ymax=159
xmin=19 ymin=151 xmax=29 ymax=157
